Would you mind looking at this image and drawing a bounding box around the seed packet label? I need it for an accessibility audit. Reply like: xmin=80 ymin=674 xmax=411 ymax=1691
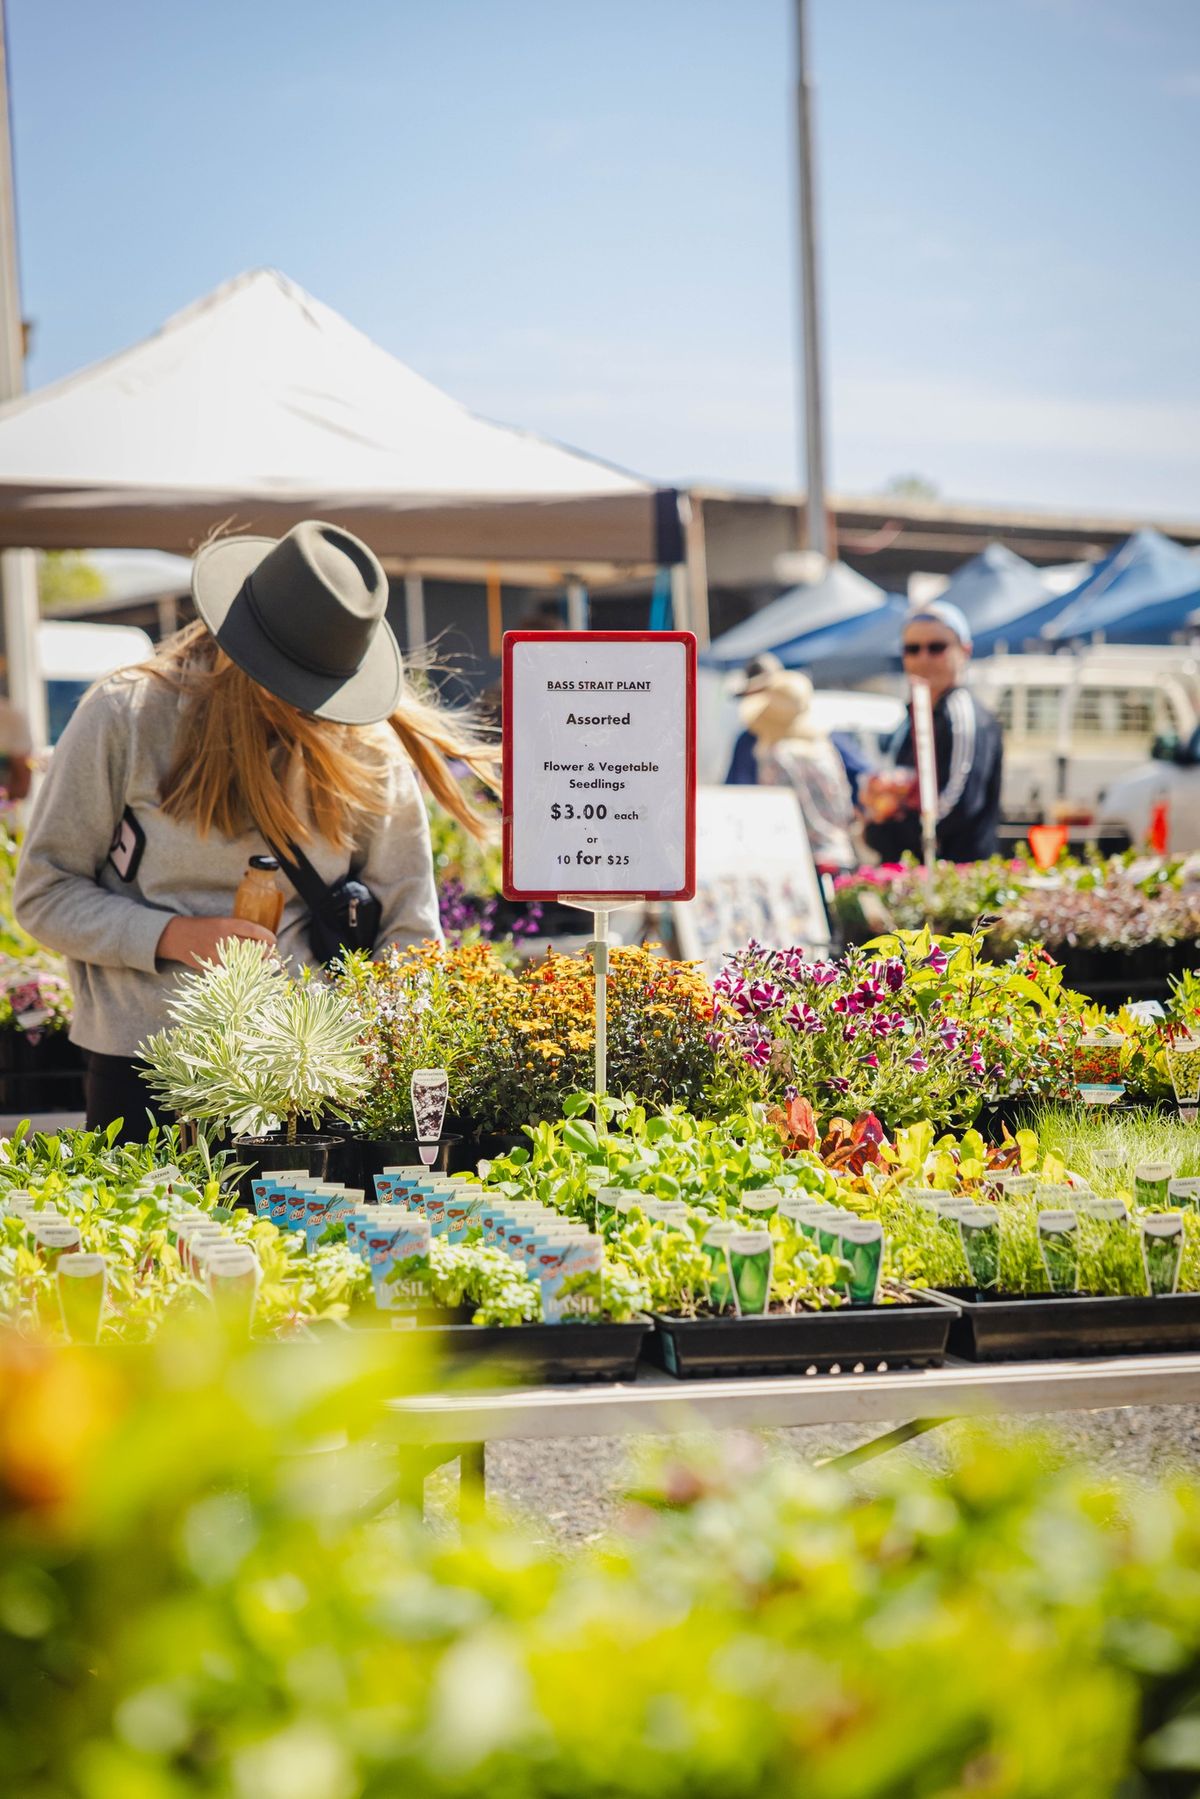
xmin=994 ymin=1175 xmax=1037 ymax=1199
xmin=1142 ymin=1214 xmax=1184 ymax=1296
xmin=958 ymin=1206 xmax=1001 ymax=1290
xmin=535 ymin=1235 xmax=604 ymax=1323
xmin=303 ymin=1191 xmax=359 ymax=1252
xmin=838 ymin=1219 xmax=884 ymax=1305
xmin=445 ymin=1191 xmax=482 ymax=1243
xmin=502 ymin=629 xmax=696 ymax=901
xmin=1038 ymin=1210 xmax=1079 ymax=1294
xmin=1082 ymin=1197 xmax=1130 ymax=1224
xmin=1168 ymin=1178 xmax=1200 ymax=1211
xmin=741 ymin=1189 xmax=780 ymax=1217
xmin=727 ymin=1229 xmax=773 ymax=1317
xmin=57 ymin=1252 xmax=107 ymax=1344
xmin=700 ymin=1227 xmax=737 ymax=1310
xmin=368 ymin=1219 xmax=432 ymax=1310
xmin=1135 ymin=1165 xmax=1173 ymax=1209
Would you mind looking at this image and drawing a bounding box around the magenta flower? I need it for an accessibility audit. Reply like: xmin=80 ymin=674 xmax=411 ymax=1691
xmin=748 ymin=980 xmax=787 ymax=1014
xmin=938 ymin=1023 xmax=961 ymax=1051
xmin=807 ymin=962 xmax=839 ymax=986
xmin=907 ymin=1051 xmax=929 ymax=1072
xmin=923 ymin=946 xmax=951 ymax=975
xmin=860 ymin=1052 xmax=880 ymax=1068
xmin=743 ymin=1037 xmax=773 ymax=1069
xmin=884 ymin=958 xmax=906 ymax=993
xmin=850 ymin=979 xmax=885 ymax=1010
xmin=842 ymin=1021 xmax=861 ymax=1043
xmin=829 ymin=1076 xmax=851 ymax=1093
xmin=783 ymin=1002 xmax=824 ymax=1035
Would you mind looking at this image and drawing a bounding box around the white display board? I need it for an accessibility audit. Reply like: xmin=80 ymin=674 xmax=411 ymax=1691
xmin=674 ymin=786 xmax=830 ymax=974
xmin=503 ymin=631 xmax=696 ymax=900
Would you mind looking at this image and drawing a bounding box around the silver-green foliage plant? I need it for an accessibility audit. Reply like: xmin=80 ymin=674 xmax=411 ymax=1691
xmin=138 ymin=937 xmax=369 ymax=1142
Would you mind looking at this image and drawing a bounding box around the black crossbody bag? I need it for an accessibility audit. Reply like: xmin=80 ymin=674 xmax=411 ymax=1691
xmin=269 ymin=839 xmax=382 ymax=967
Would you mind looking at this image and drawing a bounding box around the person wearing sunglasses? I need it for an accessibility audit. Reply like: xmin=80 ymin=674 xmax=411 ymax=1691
xmin=861 ymin=600 xmax=1003 ymax=864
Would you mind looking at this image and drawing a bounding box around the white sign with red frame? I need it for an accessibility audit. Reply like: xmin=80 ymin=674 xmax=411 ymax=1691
xmin=503 ymin=630 xmax=696 ymax=901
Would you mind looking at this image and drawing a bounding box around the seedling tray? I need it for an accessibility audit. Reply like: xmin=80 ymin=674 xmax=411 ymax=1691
xmin=408 ymin=1316 xmax=651 ymax=1384
xmin=647 ymin=1297 xmax=956 ymax=1380
xmin=937 ymin=1287 xmax=1200 ymax=1361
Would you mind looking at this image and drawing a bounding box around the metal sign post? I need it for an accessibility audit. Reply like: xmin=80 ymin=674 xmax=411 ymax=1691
xmin=503 ymin=631 xmax=697 ymax=1110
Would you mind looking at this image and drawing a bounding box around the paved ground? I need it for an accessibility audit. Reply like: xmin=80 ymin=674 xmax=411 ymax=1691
xmin=427 ymin=1405 xmax=1200 ymax=1547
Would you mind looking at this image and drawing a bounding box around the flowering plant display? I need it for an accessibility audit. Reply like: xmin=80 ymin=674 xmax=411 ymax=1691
xmin=454 ymin=945 xmax=715 ymax=1136
xmin=705 ymin=930 xmax=1081 ymax=1130
xmin=832 ymin=856 xmax=1022 ymax=935
xmin=0 ymin=950 xmax=73 ymax=1038
xmin=332 ymin=942 xmax=495 ymax=1137
xmin=996 ymin=872 xmax=1200 ymax=955
xmin=836 ymin=852 xmax=1200 ymax=958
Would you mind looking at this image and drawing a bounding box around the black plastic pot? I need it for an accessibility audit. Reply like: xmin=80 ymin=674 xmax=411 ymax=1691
xmin=646 ymin=1296 xmax=957 ymax=1380
xmin=230 ymin=1133 xmax=344 ymax=1209
xmin=410 ymin=1316 xmax=651 ymax=1384
xmin=452 ymin=1131 xmax=530 ymax=1170
xmin=938 ymin=1286 xmax=1200 ymax=1361
xmin=0 ymin=1030 xmax=85 ymax=1112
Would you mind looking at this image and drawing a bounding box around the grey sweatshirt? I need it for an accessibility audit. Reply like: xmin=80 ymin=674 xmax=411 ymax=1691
xmin=13 ymin=671 xmax=442 ymax=1056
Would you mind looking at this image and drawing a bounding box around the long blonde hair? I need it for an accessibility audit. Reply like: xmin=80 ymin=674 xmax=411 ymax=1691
xmin=142 ymin=621 xmax=499 ymax=850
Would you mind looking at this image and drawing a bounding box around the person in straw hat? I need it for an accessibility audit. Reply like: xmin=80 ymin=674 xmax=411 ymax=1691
xmin=739 ymin=667 xmax=856 ymax=870
xmin=15 ymin=520 xmax=497 ymax=1135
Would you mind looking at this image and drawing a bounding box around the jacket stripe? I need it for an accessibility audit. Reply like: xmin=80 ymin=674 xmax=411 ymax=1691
xmin=937 ymin=688 xmax=975 ymax=820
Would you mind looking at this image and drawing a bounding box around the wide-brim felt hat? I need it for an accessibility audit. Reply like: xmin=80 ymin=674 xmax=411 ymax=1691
xmin=191 ymin=519 xmax=404 ymax=724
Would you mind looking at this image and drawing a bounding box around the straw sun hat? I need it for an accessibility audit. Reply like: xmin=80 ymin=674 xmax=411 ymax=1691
xmin=191 ymin=519 xmax=404 ymax=725
xmin=738 ymin=669 xmax=822 ymax=744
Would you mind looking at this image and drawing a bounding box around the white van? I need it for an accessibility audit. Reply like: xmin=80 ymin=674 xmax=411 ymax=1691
xmin=39 ymin=619 xmax=154 ymax=744
xmin=969 ymin=647 xmax=1200 ymax=838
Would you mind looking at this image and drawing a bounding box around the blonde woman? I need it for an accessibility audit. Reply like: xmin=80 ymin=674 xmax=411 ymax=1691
xmin=15 ymin=521 xmax=496 ymax=1135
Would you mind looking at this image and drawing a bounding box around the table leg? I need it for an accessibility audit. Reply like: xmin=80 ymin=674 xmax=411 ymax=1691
xmin=458 ymin=1440 xmax=487 ymax=1514
xmin=816 ymin=1418 xmax=946 ymax=1473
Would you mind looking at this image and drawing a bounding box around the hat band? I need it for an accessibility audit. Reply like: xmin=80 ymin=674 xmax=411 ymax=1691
xmin=241 ymin=570 xmax=371 ymax=680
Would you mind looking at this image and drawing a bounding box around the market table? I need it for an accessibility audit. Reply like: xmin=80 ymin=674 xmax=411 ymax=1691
xmin=389 ymin=1351 xmax=1200 ymax=1506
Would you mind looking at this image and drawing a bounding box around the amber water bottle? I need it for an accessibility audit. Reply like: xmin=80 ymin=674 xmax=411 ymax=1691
xmin=233 ymin=854 xmax=285 ymax=932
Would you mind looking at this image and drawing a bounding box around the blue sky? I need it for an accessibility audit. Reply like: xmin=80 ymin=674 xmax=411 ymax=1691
xmin=8 ymin=0 xmax=1200 ymax=515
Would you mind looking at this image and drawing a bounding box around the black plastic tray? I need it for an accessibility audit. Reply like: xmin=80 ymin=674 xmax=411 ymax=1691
xmin=647 ymin=1297 xmax=956 ymax=1380
xmin=408 ymin=1316 xmax=651 ymax=1384
xmin=937 ymin=1286 xmax=1200 ymax=1361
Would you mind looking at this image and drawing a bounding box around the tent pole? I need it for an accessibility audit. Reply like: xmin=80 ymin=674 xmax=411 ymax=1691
xmin=0 ymin=0 xmax=44 ymax=751
xmin=684 ymin=495 xmax=710 ymax=648
xmin=794 ymin=0 xmax=829 ymax=562
xmin=669 ymin=562 xmax=691 ymax=634
xmin=404 ymin=573 xmax=426 ymax=654
xmin=566 ymin=579 xmax=588 ymax=630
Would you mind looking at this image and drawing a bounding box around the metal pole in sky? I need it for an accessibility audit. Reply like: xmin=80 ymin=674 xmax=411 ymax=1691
xmin=794 ymin=0 xmax=829 ymax=560
xmin=0 ymin=0 xmax=43 ymax=748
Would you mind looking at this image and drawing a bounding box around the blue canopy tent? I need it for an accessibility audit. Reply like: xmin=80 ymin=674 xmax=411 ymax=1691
xmin=938 ymin=543 xmax=1062 ymax=657
xmin=704 ymin=561 xmax=888 ymax=669
xmin=768 ymin=594 xmax=911 ymax=687
xmin=1042 ymin=529 xmax=1200 ymax=645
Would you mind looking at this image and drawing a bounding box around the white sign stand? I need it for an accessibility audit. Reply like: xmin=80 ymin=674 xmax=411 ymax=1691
xmin=910 ymin=678 xmax=938 ymax=876
xmin=503 ymin=630 xmax=696 ymax=1113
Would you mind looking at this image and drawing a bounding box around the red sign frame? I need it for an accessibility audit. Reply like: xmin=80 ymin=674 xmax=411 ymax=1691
xmin=502 ymin=629 xmax=697 ymax=903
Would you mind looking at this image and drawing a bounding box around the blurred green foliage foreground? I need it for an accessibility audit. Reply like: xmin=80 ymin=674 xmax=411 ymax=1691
xmin=9 ymin=1330 xmax=1200 ymax=1797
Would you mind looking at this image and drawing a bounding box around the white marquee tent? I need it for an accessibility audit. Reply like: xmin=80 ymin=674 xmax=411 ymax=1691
xmin=0 ymin=269 xmax=677 ymax=570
